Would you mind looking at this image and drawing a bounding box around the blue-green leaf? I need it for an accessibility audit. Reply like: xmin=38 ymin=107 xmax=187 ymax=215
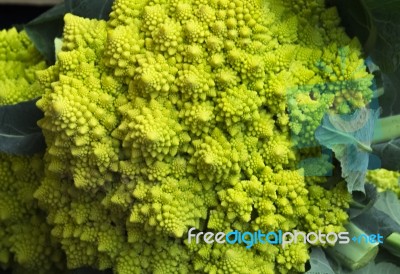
xmin=306 ymin=247 xmax=335 ymax=274
xmin=315 ymin=108 xmax=380 ymax=192
xmin=352 ymin=206 xmax=400 ymax=238
xmin=349 ymin=184 xmax=378 ymax=219
xmin=328 ymin=252 xmax=400 ymax=273
xmin=374 ymin=190 xmax=400 ymax=226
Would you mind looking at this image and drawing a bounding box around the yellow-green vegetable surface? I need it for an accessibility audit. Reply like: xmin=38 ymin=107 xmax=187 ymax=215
xmin=1 ymin=0 xmax=375 ymax=273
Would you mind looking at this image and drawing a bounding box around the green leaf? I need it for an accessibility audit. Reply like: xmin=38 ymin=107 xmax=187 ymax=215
xmin=351 ymin=262 xmax=400 ymax=274
xmin=305 ymin=247 xmax=335 ymax=274
xmin=378 ymin=70 xmax=400 ymax=117
xmin=348 ymin=184 xmax=378 ymax=219
xmin=24 ymin=3 xmax=66 ymax=63
xmin=0 ymin=99 xmax=45 ymax=155
xmin=333 ymin=0 xmax=400 ymax=73
xmin=65 ymin=0 xmax=114 ymax=20
xmin=374 ymin=191 xmax=400 ymax=226
xmin=372 ymin=138 xmax=400 ymax=171
xmin=375 ymin=248 xmax=400 ymax=266
xmin=315 ymin=108 xmax=380 ymax=192
xmin=363 ymin=0 xmax=400 ymax=73
xmin=330 ymin=0 xmax=373 ymax=51
xmin=352 ymin=206 xmax=400 ymax=238
xmin=352 ymin=189 xmax=400 ymax=242
xmin=351 ymin=190 xmax=400 ymax=257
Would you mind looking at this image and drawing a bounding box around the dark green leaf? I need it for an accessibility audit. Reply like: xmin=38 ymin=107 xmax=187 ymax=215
xmin=68 ymin=268 xmax=112 ymax=274
xmin=363 ymin=0 xmax=400 ymax=73
xmin=351 ymin=190 xmax=400 ymax=259
xmin=333 ymin=0 xmax=400 ymax=73
xmin=348 ymin=184 xmax=378 ymax=219
xmin=0 ymin=99 xmax=45 ymax=155
xmin=379 ymin=70 xmax=400 ymax=117
xmin=305 ymin=247 xmax=335 ymax=274
xmin=352 ymin=207 xmax=400 ymax=238
xmin=352 ymin=190 xmax=400 ymax=239
xmin=65 ymin=0 xmax=114 ymax=20
xmin=24 ymin=3 xmax=66 ymax=64
xmin=375 ymin=248 xmax=400 ymax=266
xmin=352 ymin=261 xmax=400 ymax=274
xmin=372 ymin=138 xmax=400 ymax=171
xmin=331 ymin=0 xmax=373 ymax=51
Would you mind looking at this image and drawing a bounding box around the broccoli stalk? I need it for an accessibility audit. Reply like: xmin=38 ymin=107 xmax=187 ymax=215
xmin=384 ymin=232 xmax=400 ymax=258
xmin=373 ymin=114 xmax=400 ymax=144
xmin=325 ymin=222 xmax=379 ymax=270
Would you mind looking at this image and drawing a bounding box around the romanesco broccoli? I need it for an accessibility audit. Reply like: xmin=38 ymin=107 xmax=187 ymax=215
xmin=30 ymin=0 xmax=372 ymax=273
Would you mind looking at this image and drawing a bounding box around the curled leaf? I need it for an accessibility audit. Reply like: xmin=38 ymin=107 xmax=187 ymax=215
xmin=372 ymin=138 xmax=400 ymax=171
xmin=315 ymin=108 xmax=380 ymax=192
xmin=349 ymin=183 xmax=378 ymax=219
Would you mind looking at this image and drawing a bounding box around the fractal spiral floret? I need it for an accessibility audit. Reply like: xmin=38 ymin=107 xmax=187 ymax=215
xmin=0 ymin=0 xmax=375 ymax=273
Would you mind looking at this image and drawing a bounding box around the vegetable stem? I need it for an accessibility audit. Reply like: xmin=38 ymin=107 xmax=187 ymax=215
xmin=326 ymin=222 xmax=379 ymax=270
xmin=383 ymin=232 xmax=400 ymax=257
xmin=372 ymin=114 xmax=400 ymax=144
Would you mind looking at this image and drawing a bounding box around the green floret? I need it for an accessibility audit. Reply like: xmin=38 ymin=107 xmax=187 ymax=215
xmin=36 ymin=15 xmax=122 ymax=191
xmin=33 ymin=15 xmax=132 ymax=270
xmin=0 ymin=154 xmax=64 ymax=274
xmin=129 ymin=176 xmax=217 ymax=237
xmin=188 ymin=128 xmax=240 ymax=182
xmin=366 ymin=169 xmax=400 ymax=197
xmin=303 ymin=182 xmax=351 ymax=236
xmin=0 ymin=28 xmax=46 ymax=105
